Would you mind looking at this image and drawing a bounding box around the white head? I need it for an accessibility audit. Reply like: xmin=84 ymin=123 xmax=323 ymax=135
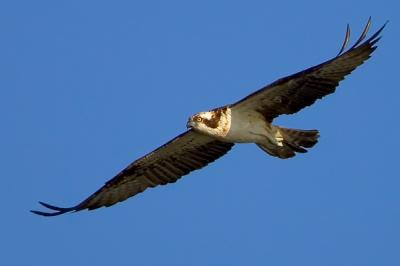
xmin=187 ymin=107 xmax=231 ymax=137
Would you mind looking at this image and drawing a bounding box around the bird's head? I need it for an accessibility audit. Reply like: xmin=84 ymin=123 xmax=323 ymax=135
xmin=187 ymin=107 xmax=230 ymax=137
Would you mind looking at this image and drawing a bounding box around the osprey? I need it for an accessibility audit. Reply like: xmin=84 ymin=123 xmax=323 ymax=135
xmin=32 ymin=18 xmax=386 ymax=216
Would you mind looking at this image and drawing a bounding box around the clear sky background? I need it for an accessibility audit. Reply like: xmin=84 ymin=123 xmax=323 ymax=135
xmin=1 ymin=1 xmax=399 ymax=265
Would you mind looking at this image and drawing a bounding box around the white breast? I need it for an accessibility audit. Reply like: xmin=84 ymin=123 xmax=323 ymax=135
xmin=224 ymin=107 xmax=271 ymax=143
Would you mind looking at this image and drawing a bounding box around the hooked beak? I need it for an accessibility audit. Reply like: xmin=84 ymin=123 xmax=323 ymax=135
xmin=186 ymin=119 xmax=195 ymax=129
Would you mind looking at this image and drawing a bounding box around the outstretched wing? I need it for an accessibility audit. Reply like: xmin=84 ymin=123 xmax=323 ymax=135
xmin=31 ymin=130 xmax=234 ymax=216
xmin=232 ymin=18 xmax=387 ymax=121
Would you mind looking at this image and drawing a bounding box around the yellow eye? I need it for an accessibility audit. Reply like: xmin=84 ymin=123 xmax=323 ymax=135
xmin=196 ymin=117 xmax=202 ymax=122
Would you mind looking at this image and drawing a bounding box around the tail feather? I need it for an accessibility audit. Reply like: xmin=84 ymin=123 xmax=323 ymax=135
xmin=257 ymin=127 xmax=320 ymax=159
xmin=283 ymin=140 xmax=307 ymax=153
xmin=279 ymin=127 xmax=320 ymax=149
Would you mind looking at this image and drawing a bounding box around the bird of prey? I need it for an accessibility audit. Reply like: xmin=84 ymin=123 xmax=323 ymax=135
xmin=32 ymin=18 xmax=386 ymax=216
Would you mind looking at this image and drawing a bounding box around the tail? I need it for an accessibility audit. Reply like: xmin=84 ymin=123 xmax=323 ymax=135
xmin=257 ymin=126 xmax=320 ymax=159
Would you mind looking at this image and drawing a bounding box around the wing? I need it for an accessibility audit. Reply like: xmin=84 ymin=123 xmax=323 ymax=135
xmin=31 ymin=130 xmax=234 ymax=216
xmin=231 ymin=18 xmax=387 ymax=121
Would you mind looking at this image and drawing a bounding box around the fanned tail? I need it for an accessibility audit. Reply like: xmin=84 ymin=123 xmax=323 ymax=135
xmin=257 ymin=127 xmax=319 ymax=159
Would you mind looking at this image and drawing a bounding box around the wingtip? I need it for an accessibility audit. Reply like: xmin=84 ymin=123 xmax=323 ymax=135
xmin=31 ymin=201 xmax=75 ymax=217
xmin=380 ymin=20 xmax=389 ymax=32
xmin=336 ymin=17 xmax=387 ymax=56
xmin=38 ymin=201 xmax=72 ymax=211
xmin=336 ymin=23 xmax=351 ymax=56
xmin=30 ymin=209 xmax=59 ymax=217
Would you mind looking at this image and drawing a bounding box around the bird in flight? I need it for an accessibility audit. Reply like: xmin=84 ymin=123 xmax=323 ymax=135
xmin=32 ymin=18 xmax=386 ymax=216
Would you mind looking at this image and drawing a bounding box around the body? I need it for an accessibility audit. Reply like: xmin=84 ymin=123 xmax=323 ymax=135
xmin=188 ymin=106 xmax=279 ymax=144
xmin=188 ymin=106 xmax=318 ymax=159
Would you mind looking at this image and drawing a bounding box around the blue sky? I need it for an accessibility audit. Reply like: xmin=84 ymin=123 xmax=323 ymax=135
xmin=1 ymin=1 xmax=399 ymax=265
